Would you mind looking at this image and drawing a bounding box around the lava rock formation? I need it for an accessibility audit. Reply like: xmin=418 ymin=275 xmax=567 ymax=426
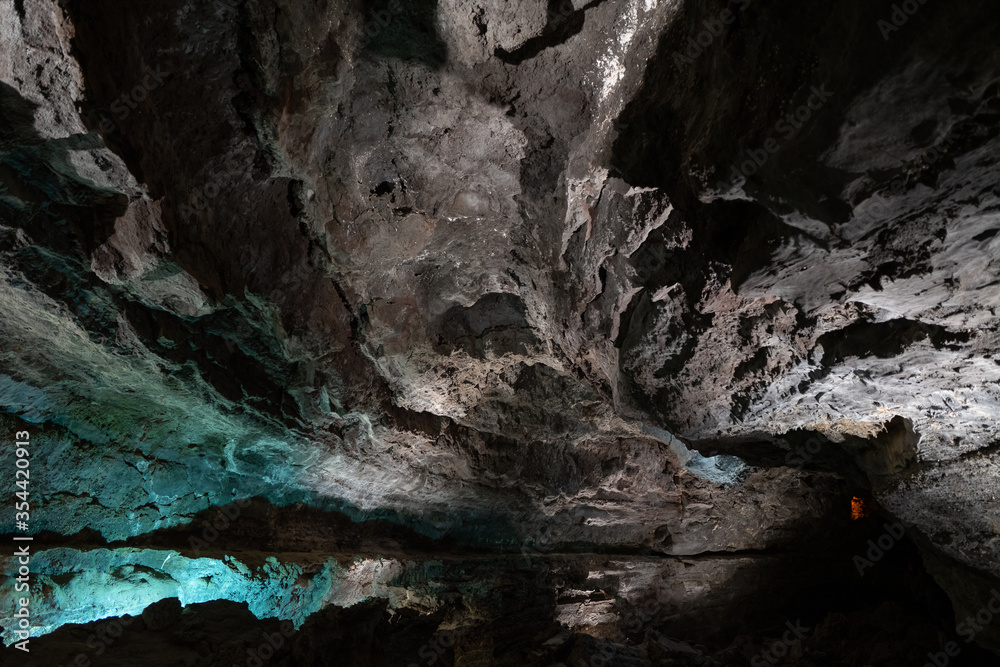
xmin=3 ymin=0 xmax=1000 ymax=665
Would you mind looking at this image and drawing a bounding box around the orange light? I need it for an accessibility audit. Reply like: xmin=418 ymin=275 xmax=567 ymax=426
xmin=851 ymin=496 xmax=871 ymax=520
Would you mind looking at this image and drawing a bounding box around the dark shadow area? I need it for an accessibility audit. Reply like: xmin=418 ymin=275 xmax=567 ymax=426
xmin=363 ymin=0 xmax=448 ymax=69
xmin=495 ymin=0 xmax=610 ymax=65
xmin=610 ymin=0 xmax=917 ymax=206
xmin=433 ymin=292 xmax=539 ymax=358
xmin=818 ymin=318 xmax=973 ymax=367
xmin=0 ymin=82 xmax=127 ymax=259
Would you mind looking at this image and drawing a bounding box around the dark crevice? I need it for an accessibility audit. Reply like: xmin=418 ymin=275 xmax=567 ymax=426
xmin=494 ymin=0 xmax=610 ymax=65
xmin=818 ymin=318 xmax=972 ymax=366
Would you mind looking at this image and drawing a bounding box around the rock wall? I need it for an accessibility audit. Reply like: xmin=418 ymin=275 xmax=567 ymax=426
xmin=2 ymin=0 xmax=1000 ymax=664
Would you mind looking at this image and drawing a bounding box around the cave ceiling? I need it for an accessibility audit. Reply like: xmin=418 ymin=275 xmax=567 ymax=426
xmin=3 ymin=1 xmax=1000 ymax=665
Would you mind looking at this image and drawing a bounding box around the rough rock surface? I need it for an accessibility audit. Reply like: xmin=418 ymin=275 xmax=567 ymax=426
xmin=2 ymin=0 xmax=1000 ymax=664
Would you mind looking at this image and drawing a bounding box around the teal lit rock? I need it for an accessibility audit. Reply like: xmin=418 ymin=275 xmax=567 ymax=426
xmin=0 ymin=548 xmax=412 ymax=645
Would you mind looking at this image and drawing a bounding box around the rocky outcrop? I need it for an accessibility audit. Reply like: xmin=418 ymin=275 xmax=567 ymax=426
xmin=2 ymin=0 xmax=1000 ymax=664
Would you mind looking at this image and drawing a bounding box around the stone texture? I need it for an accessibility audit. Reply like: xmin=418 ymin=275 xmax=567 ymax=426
xmin=2 ymin=0 xmax=1000 ymax=664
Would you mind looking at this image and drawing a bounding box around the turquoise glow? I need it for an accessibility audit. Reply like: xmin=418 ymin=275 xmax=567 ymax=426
xmin=0 ymin=549 xmax=357 ymax=645
xmin=641 ymin=424 xmax=749 ymax=485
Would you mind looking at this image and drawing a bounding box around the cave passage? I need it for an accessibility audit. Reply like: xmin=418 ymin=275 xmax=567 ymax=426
xmin=3 ymin=0 xmax=1000 ymax=665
